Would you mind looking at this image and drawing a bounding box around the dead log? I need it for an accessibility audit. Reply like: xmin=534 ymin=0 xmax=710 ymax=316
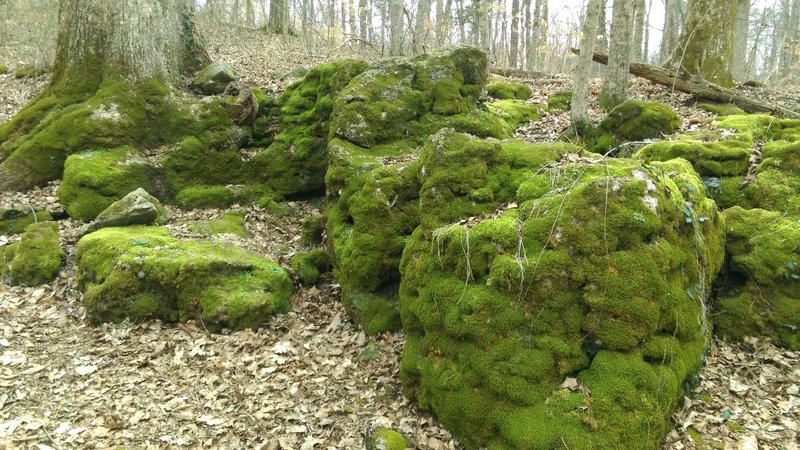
xmin=570 ymin=48 xmax=800 ymax=119
xmin=490 ymin=67 xmax=549 ymax=79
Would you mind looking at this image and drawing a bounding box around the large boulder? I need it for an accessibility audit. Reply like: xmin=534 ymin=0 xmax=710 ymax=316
xmin=80 ymin=188 xmax=169 ymax=235
xmin=714 ymin=207 xmax=800 ymax=349
xmin=191 ymin=61 xmax=237 ymax=95
xmin=399 ymin=157 xmax=725 ymax=449
xmin=76 ymin=227 xmax=293 ymax=330
xmin=58 ymin=147 xmax=170 ymax=221
xmin=1 ymin=222 xmax=63 ymax=286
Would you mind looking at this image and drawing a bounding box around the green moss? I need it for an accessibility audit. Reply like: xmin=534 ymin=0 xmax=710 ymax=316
xmin=601 ymin=100 xmax=682 ymax=142
xmin=714 ymin=207 xmax=800 ymax=349
xmin=716 ymin=114 xmax=780 ymax=142
xmin=634 ymin=139 xmax=750 ymax=177
xmin=292 ymin=248 xmax=331 ymax=285
xmin=176 ymin=186 xmax=236 ymax=209
xmin=0 ymin=210 xmax=53 ymax=236
xmin=58 ymin=147 xmax=167 ymax=221
xmin=188 ymin=211 xmax=249 ymax=236
xmin=743 ymin=140 xmax=800 ymax=214
xmin=76 ymin=226 xmax=293 ymax=330
xmin=0 ymin=64 xmax=8 ymax=75
xmin=400 ymin=157 xmax=724 ymax=449
xmin=486 ymin=82 xmax=532 ymax=100
xmin=485 ymin=100 xmax=541 ymax=127
xmin=548 ymin=90 xmax=573 ymax=111
xmin=2 ymin=222 xmax=63 ymax=286
xmin=697 ymin=102 xmax=745 ymax=116
xmin=301 ymin=213 xmax=326 ymax=246
xmin=14 ymin=65 xmax=47 ymax=79
xmin=366 ymin=428 xmax=410 ymax=450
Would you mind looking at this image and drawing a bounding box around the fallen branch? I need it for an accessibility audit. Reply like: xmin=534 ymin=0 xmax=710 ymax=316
xmin=570 ymin=48 xmax=800 ymax=119
xmin=490 ymin=67 xmax=549 ymax=79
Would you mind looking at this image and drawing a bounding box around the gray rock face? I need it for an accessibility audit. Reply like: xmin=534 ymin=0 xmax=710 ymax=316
xmin=191 ymin=61 xmax=237 ymax=95
xmin=221 ymin=81 xmax=259 ymax=125
xmin=81 ymin=188 xmax=169 ymax=236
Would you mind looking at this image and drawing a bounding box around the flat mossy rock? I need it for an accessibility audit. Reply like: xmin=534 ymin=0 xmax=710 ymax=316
xmin=82 ymin=188 xmax=169 ymax=235
xmin=326 ymin=130 xmax=578 ymax=335
xmin=547 ymin=90 xmax=573 ymax=111
xmin=400 ymin=158 xmax=725 ymax=449
xmin=1 ymin=208 xmax=53 ymax=236
xmin=1 ymin=222 xmax=63 ymax=286
xmin=58 ymin=147 xmax=169 ymax=221
xmin=601 ymin=100 xmax=682 ymax=142
xmin=248 ymin=60 xmax=369 ymax=197
xmin=365 ymin=427 xmax=410 ymax=450
xmin=486 ymin=82 xmax=532 ymax=100
xmin=697 ymin=102 xmax=745 ymax=116
xmin=714 ymin=207 xmax=800 ymax=349
xmin=191 ymin=61 xmax=237 ymax=95
xmin=163 ymin=129 xmax=251 ymax=194
xmin=0 ymin=79 xmax=238 ymax=192
xmin=76 ymin=226 xmax=292 ymax=331
xmin=187 ymin=211 xmax=250 ymax=237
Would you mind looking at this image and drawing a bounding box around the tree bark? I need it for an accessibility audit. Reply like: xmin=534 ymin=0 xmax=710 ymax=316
xmin=389 ymin=0 xmax=403 ymax=55
xmin=600 ymin=0 xmax=633 ymax=108
xmin=414 ymin=0 xmax=431 ymax=54
xmin=631 ymin=0 xmax=646 ymax=61
xmin=572 ymin=0 xmax=603 ymax=125
xmin=572 ymin=48 xmax=800 ymax=118
xmin=780 ymin=0 xmax=800 ymax=83
xmin=509 ymin=0 xmax=520 ymax=67
xmin=268 ymin=0 xmax=290 ymax=33
xmin=667 ymin=0 xmax=737 ymax=87
xmin=732 ymin=0 xmax=750 ymax=81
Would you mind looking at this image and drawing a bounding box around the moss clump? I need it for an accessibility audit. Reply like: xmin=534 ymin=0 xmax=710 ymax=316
xmin=1 ymin=222 xmax=63 ymax=286
xmin=188 ymin=211 xmax=249 ymax=237
xmin=366 ymin=428 xmax=410 ymax=450
xmin=1 ymin=209 xmax=53 ymax=236
xmin=301 ymin=213 xmax=326 ymax=246
xmin=246 ymin=60 xmax=368 ymax=198
xmin=697 ymin=102 xmax=745 ymax=116
xmin=486 ymin=82 xmax=532 ymax=100
xmin=547 ymin=90 xmax=573 ymax=111
xmin=714 ymin=207 xmax=800 ymax=349
xmin=162 ymin=133 xmax=248 ymax=194
xmin=715 ymin=114 xmax=780 ymax=142
xmin=400 ymin=158 xmax=724 ymax=449
xmin=601 ymin=100 xmax=682 ymax=142
xmin=743 ymin=140 xmax=800 ymax=214
xmin=176 ymin=186 xmax=236 ymax=209
xmin=76 ymin=226 xmax=293 ymax=330
xmin=635 ymin=139 xmax=750 ymax=177
xmin=485 ymin=100 xmax=541 ymax=127
xmin=14 ymin=65 xmax=47 ymax=79
xmin=292 ymin=248 xmax=332 ymax=285
xmin=0 ymin=64 xmax=8 ymax=75
xmin=58 ymin=147 xmax=168 ymax=221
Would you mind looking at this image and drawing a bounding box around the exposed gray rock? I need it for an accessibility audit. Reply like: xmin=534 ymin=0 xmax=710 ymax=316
xmin=191 ymin=61 xmax=237 ymax=95
xmin=80 ymin=188 xmax=169 ymax=236
xmin=221 ymin=81 xmax=259 ymax=125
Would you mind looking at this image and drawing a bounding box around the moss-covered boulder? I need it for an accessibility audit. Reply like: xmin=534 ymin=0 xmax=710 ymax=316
xmin=697 ymin=102 xmax=745 ymax=116
xmin=191 ymin=61 xmax=237 ymax=95
xmin=176 ymin=185 xmax=237 ymax=209
xmin=300 ymin=213 xmax=325 ymax=247
xmin=1 ymin=208 xmax=53 ymax=236
xmin=714 ymin=207 xmax=800 ymax=349
xmin=81 ymin=188 xmax=169 ymax=235
xmin=744 ymin=140 xmax=800 ymax=213
xmin=547 ymin=90 xmax=573 ymax=111
xmin=1 ymin=222 xmax=63 ymax=286
xmin=58 ymin=147 xmax=169 ymax=221
xmin=602 ymin=100 xmax=682 ymax=142
xmin=187 ymin=211 xmax=249 ymax=237
xmin=248 ymin=60 xmax=369 ymax=197
xmin=365 ymin=427 xmax=410 ymax=450
xmin=400 ymin=157 xmax=725 ymax=449
xmin=76 ymin=226 xmax=292 ymax=330
xmin=486 ymin=82 xmax=532 ymax=100
xmin=292 ymin=248 xmax=331 ymax=285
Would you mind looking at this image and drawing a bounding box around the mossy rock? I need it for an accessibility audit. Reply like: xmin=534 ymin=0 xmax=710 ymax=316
xmin=0 ymin=78 xmax=239 ymax=192
xmin=601 ymin=100 xmax=682 ymax=142
xmin=485 ymin=100 xmax=541 ymax=128
xmin=191 ymin=61 xmax=237 ymax=95
xmin=163 ymin=132 xmax=250 ymax=194
xmin=247 ymin=60 xmax=369 ymax=197
xmin=176 ymin=186 xmax=237 ymax=209
xmin=1 ymin=208 xmax=53 ymax=236
xmin=188 ymin=211 xmax=249 ymax=237
xmin=1 ymin=222 xmax=63 ymax=286
xmin=697 ymin=102 xmax=745 ymax=116
xmin=400 ymin=157 xmax=725 ymax=449
xmin=58 ymin=147 xmax=170 ymax=221
xmin=76 ymin=226 xmax=292 ymax=330
xmin=486 ymin=82 xmax=532 ymax=100
xmin=301 ymin=213 xmax=326 ymax=247
xmin=547 ymin=90 xmax=573 ymax=111
xmin=715 ymin=114 xmax=781 ymax=142
xmin=291 ymin=248 xmax=331 ymax=285
xmin=14 ymin=65 xmax=47 ymax=79
xmin=743 ymin=140 xmax=800 ymax=214
xmin=714 ymin=207 xmax=800 ymax=349
xmin=365 ymin=427 xmax=410 ymax=450
xmin=82 ymin=188 xmax=170 ymax=235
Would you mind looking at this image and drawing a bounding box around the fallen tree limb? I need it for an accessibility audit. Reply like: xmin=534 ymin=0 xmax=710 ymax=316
xmin=570 ymin=48 xmax=800 ymax=119
xmin=490 ymin=67 xmax=549 ymax=79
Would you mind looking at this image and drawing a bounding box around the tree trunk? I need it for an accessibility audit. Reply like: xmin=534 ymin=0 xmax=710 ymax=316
xmin=359 ymin=0 xmax=369 ymax=41
xmin=389 ymin=0 xmax=403 ymax=55
xmin=572 ymin=0 xmax=603 ymax=125
xmin=667 ymin=0 xmax=737 ymax=87
xmin=631 ymin=0 xmax=646 ymax=61
xmin=268 ymin=0 xmax=290 ymax=34
xmin=509 ymin=0 xmax=520 ymax=67
xmin=660 ymin=0 xmax=680 ymax=62
xmin=414 ymin=0 xmax=431 ymax=54
xmin=246 ymin=0 xmax=255 ymax=26
xmin=600 ymin=0 xmax=633 ymax=108
xmin=780 ymin=0 xmax=800 ymax=83
xmin=732 ymin=0 xmax=750 ymax=81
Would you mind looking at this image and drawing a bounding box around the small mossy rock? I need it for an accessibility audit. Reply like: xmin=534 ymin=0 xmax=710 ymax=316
xmin=714 ymin=207 xmax=800 ymax=349
xmin=635 ymin=139 xmax=750 ymax=178
xmin=697 ymin=102 xmax=745 ymax=116
xmin=486 ymin=82 xmax=532 ymax=100
xmin=400 ymin=158 xmax=725 ymax=449
xmin=188 ymin=211 xmax=249 ymax=237
xmin=58 ymin=147 xmax=169 ymax=221
xmin=176 ymin=186 xmax=237 ymax=209
xmin=220 ymin=82 xmax=259 ymax=125
xmin=0 ymin=79 xmax=237 ymax=192
xmin=365 ymin=427 xmax=410 ymax=450
xmin=292 ymin=248 xmax=332 ymax=285
xmin=248 ymin=59 xmax=369 ymax=197
xmin=191 ymin=61 xmax=237 ymax=95
xmin=1 ymin=208 xmax=53 ymax=236
xmin=301 ymin=213 xmax=326 ymax=246
xmin=485 ymin=100 xmax=541 ymax=128
xmin=743 ymin=140 xmax=800 ymax=214
xmin=601 ymin=100 xmax=682 ymax=142
xmin=547 ymin=90 xmax=573 ymax=111
xmin=76 ymin=226 xmax=293 ymax=330
xmin=81 ymin=188 xmax=169 ymax=236
xmin=1 ymin=222 xmax=63 ymax=286
xmin=163 ymin=131 xmax=250 ymax=193
xmin=715 ymin=114 xmax=781 ymax=142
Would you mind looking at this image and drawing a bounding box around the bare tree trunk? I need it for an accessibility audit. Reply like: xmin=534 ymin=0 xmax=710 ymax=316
xmin=526 ymin=0 xmax=544 ymax=69
xmin=522 ymin=0 xmax=531 ymax=69
xmin=732 ymin=0 xmax=751 ymax=81
xmin=660 ymin=0 xmax=680 ymax=62
xmin=509 ymin=0 xmax=520 ymax=67
xmin=389 ymin=0 xmax=403 ymax=55
xmin=631 ymin=0 xmax=646 ymax=61
xmin=348 ymin=0 xmax=356 ymax=36
xmin=643 ymin=0 xmax=653 ymax=60
xmin=572 ymin=0 xmax=603 ymax=125
xmin=246 ymin=0 xmax=255 ymax=26
xmin=600 ymin=0 xmax=633 ymax=108
xmin=359 ymin=0 xmax=368 ymax=41
xmin=457 ymin=0 xmax=466 ymax=43
xmin=268 ymin=0 xmax=290 ymax=33
xmin=414 ymin=0 xmax=431 ymax=53
xmin=746 ymin=6 xmax=768 ymax=79
xmin=780 ymin=0 xmax=800 ymax=83
xmin=232 ymin=0 xmax=240 ymax=24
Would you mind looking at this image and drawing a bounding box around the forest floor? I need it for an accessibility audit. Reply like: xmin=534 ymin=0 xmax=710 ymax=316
xmin=1 ymin=27 xmax=799 ymax=450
